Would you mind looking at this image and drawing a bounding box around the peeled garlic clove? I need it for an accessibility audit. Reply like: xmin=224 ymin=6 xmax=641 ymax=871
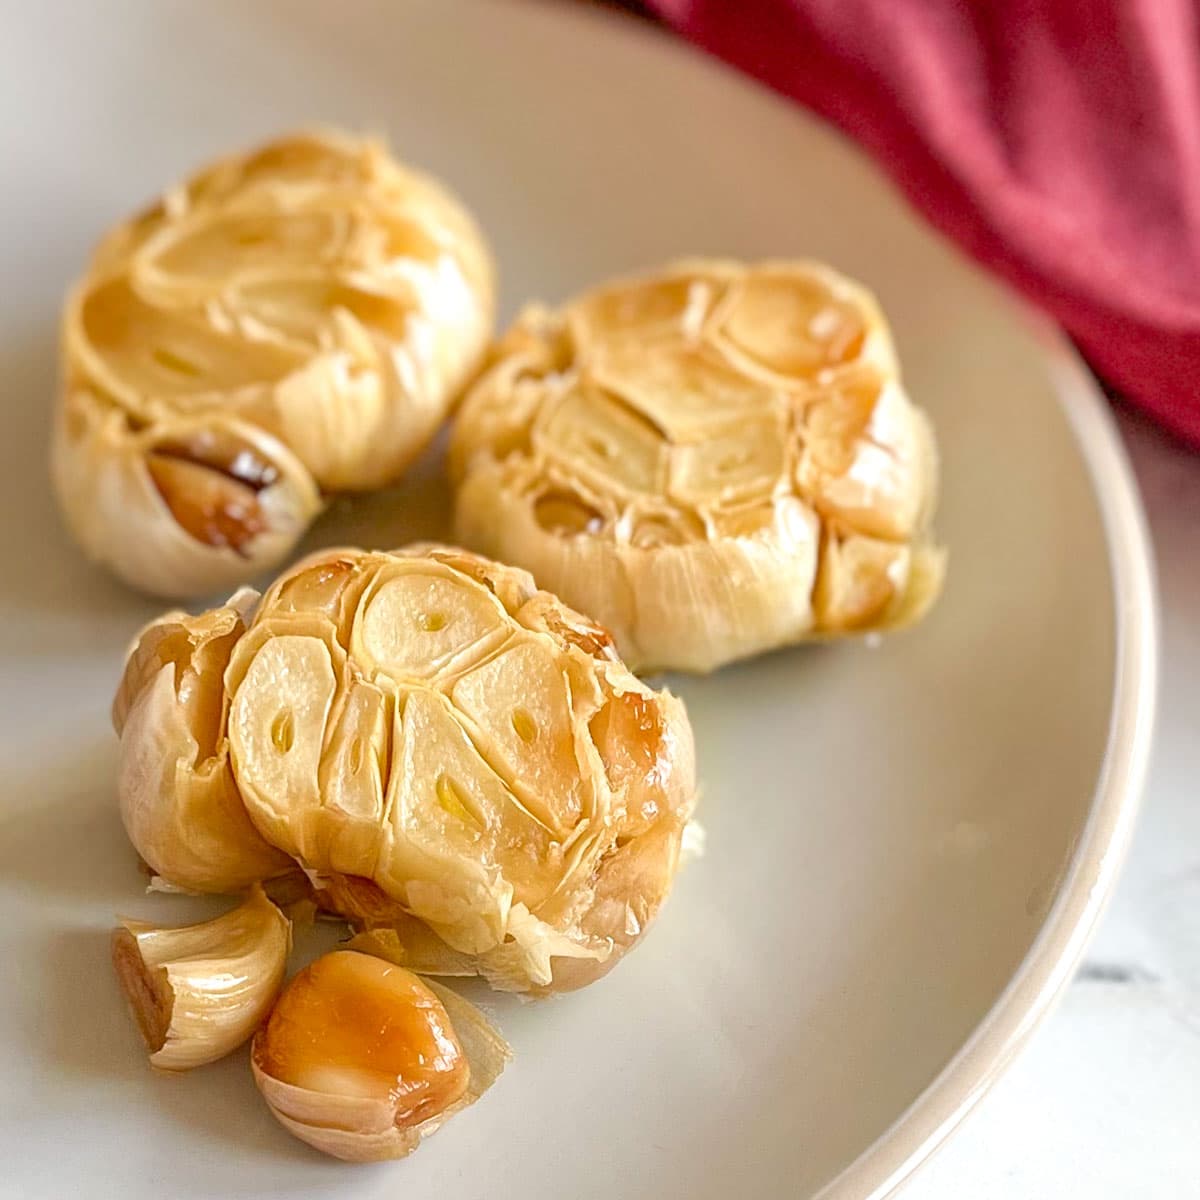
xmin=450 ymin=258 xmax=944 ymax=673
xmin=54 ymin=127 xmax=495 ymax=598
xmin=218 ymin=545 xmax=696 ymax=993
xmin=115 ymin=597 xmax=293 ymax=892
xmin=112 ymin=884 xmax=291 ymax=1071
xmin=251 ymin=950 xmax=510 ymax=1162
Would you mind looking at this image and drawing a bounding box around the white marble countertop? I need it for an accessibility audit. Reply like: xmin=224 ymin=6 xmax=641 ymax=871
xmin=915 ymin=412 xmax=1200 ymax=1197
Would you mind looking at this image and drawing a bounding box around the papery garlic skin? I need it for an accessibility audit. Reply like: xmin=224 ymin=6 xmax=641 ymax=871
xmin=54 ymin=128 xmax=495 ymax=598
xmin=251 ymin=950 xmax=510 ymax=1162
xmin=450 ymin=258 xmax=944 ymax=673
xmin=112 ymin=884 xmax=291 ymax=1071
xmin=114 ymin=594 xmax=294 ymax=892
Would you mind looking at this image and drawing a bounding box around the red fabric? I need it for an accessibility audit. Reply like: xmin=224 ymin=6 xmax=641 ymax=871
xmin=645 ymin=0 xmax=1200 ymax=447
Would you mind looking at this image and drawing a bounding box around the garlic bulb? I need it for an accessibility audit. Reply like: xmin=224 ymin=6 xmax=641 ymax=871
xmin=225 ymin=545 xmax=696 ymax=993
xmin=112 ymin=884 xmax=291 ymax=1070
xmin=450 ymin=258 xmax=945 ymax=673
xmin=251 ymin=950 xmax=510 ymax=1162
xmin=114 ymin=591 xmax=295 ymax=892
xmin=54 ymin=128 xmax=495 ymax=598
xmin=114 ymin=545 xmax=697 ymax=993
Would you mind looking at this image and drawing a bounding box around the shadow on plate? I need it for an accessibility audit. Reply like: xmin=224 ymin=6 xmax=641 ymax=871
xmin=297 ymin=434 xmax=457 ymax=558
xmin=46 ymin=927 xmax=147 ymax=1084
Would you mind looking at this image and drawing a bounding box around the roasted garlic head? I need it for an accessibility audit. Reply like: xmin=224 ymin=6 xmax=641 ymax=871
xmin=450 ymin=258 xmax=944 ymax=673
xmin=114 ymin=545 xmax=697 ymax=993
xmin=112 ymin=884 xmax=290 ymax=1071
xmin=54 ymin=128 xmax=494 ymax=598
xmin=252 ymin=950 xmax=509 ymax=1162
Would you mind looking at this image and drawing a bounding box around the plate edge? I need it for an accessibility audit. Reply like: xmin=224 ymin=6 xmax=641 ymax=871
xmin=816 ymin=325 xmax=1160 ymax=1200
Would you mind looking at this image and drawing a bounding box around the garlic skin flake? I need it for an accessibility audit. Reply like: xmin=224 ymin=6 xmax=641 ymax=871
xmin=54 ymin=127 xmax=495 ymax=598
xmin=251 ymin=950 xmax=510 ymax=1162
xmin=112 ymin=884 xmax=291 ymax=1071
xmin=450 ymin=258 xmax=945 ymax=673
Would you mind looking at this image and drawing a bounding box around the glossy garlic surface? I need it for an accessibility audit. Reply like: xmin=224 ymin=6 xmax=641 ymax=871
xmin=54 ymin=128 xmax=494 ymax=597
xmin=115 ymin=545 xmax=697 ymax=993
xmin=252 ymin=951 xmax=510 ymax=1162
xmin=257 ymin=951 xmax=467 ymax=1119
xmin=451 ymin=258 xmax=944 ymax=673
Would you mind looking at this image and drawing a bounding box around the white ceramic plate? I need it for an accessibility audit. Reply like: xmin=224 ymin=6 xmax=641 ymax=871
xmin=0 ymin=2 xmax=1156 ymax=1197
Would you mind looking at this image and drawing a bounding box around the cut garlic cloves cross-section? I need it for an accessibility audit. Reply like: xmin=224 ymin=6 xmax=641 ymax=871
xmin=112 ymin=884 xmax=291 ymax=1071
xmin=450 ymin=257 xmax=945 ymax=673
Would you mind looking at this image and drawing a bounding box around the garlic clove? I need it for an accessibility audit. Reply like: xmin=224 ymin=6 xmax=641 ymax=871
xmin=115 ymin=599 xmax=294 ymax=893
xmin=52 ymin=391 xmax=323 ymax=600
xmin=112 ymin=883 xmax=291 ymax=1071
xmin=251 ymin=950 xmax=510 ymax=1162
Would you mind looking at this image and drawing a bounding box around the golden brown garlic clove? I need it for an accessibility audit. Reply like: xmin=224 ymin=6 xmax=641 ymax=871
xmin=52 ymin=395 xmax=322 ymax=600
xmin=112 ymin=884 xmax=291 ymax=1071
xmin=251 ymin=950 xmax=510 ymax=1162
xmin=144 ymin=425 xmax=291 ymax=553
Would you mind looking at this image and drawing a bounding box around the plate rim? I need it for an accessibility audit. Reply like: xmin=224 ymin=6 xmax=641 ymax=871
xmin=818 ymin=325 xmax=1159 ymax=1199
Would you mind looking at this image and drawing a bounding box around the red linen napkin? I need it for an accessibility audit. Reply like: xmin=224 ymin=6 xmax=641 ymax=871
xmin=644 ymin=0 xmax=1200 ymax=447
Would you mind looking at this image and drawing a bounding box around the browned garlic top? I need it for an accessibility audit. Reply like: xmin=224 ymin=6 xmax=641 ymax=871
xmin=451 ymin=259 xmax=944 ymax=672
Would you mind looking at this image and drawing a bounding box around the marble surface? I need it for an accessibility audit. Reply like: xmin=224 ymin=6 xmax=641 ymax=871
xmin=915 ymin=411 xmax=1200 ymax=1197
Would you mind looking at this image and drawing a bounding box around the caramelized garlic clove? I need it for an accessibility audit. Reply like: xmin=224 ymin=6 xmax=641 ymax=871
xmin=52 ymin=391 xmax=322 ymax=599
xmin=251 ymin=950 xmax=510 ymax=1162
xmin=112 ymin=884 xmax=291 ymax=1071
